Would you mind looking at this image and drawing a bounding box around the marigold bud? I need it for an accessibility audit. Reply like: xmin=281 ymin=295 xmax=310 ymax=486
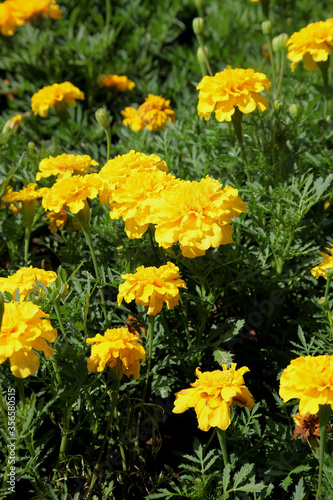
xmin=274 ymin=100 xmax=283 ymax=111
xmin=2 ymin=114 xmax=21 ymax=134
xmin=288 ymin=104 xmax=299 ymax=118
xmin=193 ymin=17 xmax=205 ymax=36
xmin=28 ymin=142 xmax=35 ymax=153
xmin=325 ymin=268 xmax=333 ymax=280
xmin=261 ymin=20 xmax=272 ymax=35
xmin=272 ymin=33 xmax=289 ymax=52
xmin=318 ymin=297 xmax=329 ymax=308
xmin=95 ymin=108 xmax=111 ymax=131
xmin=197 ymin=45 xmax=208 ymax=66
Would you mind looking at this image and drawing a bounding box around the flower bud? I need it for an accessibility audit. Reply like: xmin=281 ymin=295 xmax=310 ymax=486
xmin=261 ymin=20 xmax=272 ymax=35
xmin=197 ymin=45 xmax=208 ymax=66
xmin=325 ymin=268 xmax=333 ymax=280
xmin=193 ymin=17 xmax=205 ymax=36
xmin=2 ymin=114 xmax=21 ymax=134
xmin=288 ymin=103 xmax=299 ymax=118
xmin=272 ymin=33 xmax=289 ymax=53
xmin=28 ymin=142 xmax=35 ymax=153
xmin=274 ymin=100 xmax=283 ymax=111
xmin=95 ymin=108 xmax=111 ymax=131
xmin=318 ymin=297 xmax=329 ymax=308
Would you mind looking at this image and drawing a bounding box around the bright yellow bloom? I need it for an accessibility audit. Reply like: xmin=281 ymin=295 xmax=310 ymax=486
xmin=98 ymin=150 xmax=168 ymax=205
xmin=0 ymin=2 xmax=26 ymax=36
xmin=1 ymin=186 xmax=19 ymax=213
xmin=1 ymin=183 xmax=48 ymax=204
xmin=0 ymin=266 xmax=57 ymax=299
xmin=197 ymin=68 xmax=271 ymax=122
xmin=109 ymin=170 xmax=180 ymax=239
xmin=117 ymin=262 xmax=186 ymax=316
xmin=36 ymin=153 xmax=98 ymax=181
xmin=173 ymin=364 xmax=255 ymax=431
xmin=100 ymin=74 xmax=135 ymax=91
xmin=42 ymin=174 xmax=104 ymax=215
xmin=0 ymin=301 xmax=57 ymax=378
xmin=16 ymin=0 xmax=62 ymax=21
xmin=121 ymin=106 xmax=144 ymax=131
xmin=311 ymin=245 xmax=333 ymax=280
xmin=2 ymin=114 xmax=22 ymax=133
xmin=31 ymin=82 xmax=84 ymax=118
xmin=45 ymin=205 xmax=80 ymax=234
xmin=279 ymin=355 xmax=333 ymax=414
xmin=86 ymin=327 xmax=145 ymax=380
xmin=287 ymin=19 xmax=333 ymax=71
xmin=152 ymin=176 xmax=247 ymax=258
xmin=121 ymin=94 xmax=176 ymax=132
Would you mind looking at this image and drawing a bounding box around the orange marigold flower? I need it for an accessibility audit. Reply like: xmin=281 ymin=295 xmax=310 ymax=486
xmin=152 ymin=176 xmax=247 ymax=258
xmin=31 ymin=82 xmax=84 ymax=118
xmin=109 ymin=170 xmax=180 ymax=239
xmin=121 ymin=106 xmax=144 ymax=131
xmin=173 ymin=364 xmax=255 ymax=431
xmin=86 ymin=327 xmax=145 ymax=380
xmin=197 ymin=68 xmax=271 ymax=122
xmin=0 ymin=301 xmax=57 ymax=378
xmin=36 ymin=153 xmax=98 ymax=181
xmin=42 ymin=174 xmax=104 ymax=215
xmin=311 ymin=245 xmax=333 ymax=280
xmin=0 ymin=2 xmax=26 ymax=36
xmin=279 ymin=355 xmax=333 ymax=415
xmin=0 ymin=266 xmax=57 ymax=299
xmin=117 ymin=262 xmax=186 ymax=316
xmin=287 ymin=19 xmax=333 ymax=71
xmin=100 ymin=74 xmax=135 ymax=91
xmin=122 ymin=94 xmax=176 ymax=132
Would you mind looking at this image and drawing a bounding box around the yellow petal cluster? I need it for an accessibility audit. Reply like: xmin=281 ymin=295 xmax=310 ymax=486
xmin=287 ymin=19 xmax=333 ymax=71
xmin=279 ymin=355 xmax=333 ymax=415
xmin=86 ymin=327 xmax=145 ymax=380
xmin=98 ymin=150 xmax=168 ymax=205
xmin=100 ymin=74 xmax=135 ymax=91
xmin=173 ymin=364 xmax=255 ymax=431
xmin=109 ymin=170 xmax=180 ymax=239
xmin=152 ymin=176 xmax=247 ymax=258
xmin=311 ymin=245 xmax=333 ymax=280
xmin=197 ymin=68 xmax=271 ymax=122
xmin=45 ymin=205 xmax=80 ymax=234
xmin=0 ymin=301 xmax=57 ymax=378
xmin=117 ymin=262 xmax=186 ymax=316
xmin=31 ymin=82 xmax=84 ymax=118
xmin=36 ymin=153 xmax=98 ymax=181
xmin=1 ymin=183 xmax=48 ymax=204
xmin=42 ymin=174 xmax=104 ymax=215
xmin=0 ymin=2 xmax=28 ymax=36
xmin=0 ymin=266 xmax=57 ymax=298
xmin=121 ymin=94 xmax=176 ymax=131
xmin=0 ymin=0 xmax=61 ymax=36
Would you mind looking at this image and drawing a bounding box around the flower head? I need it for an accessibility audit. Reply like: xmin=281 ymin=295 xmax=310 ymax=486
xmin=311 ymin=245 xmax=333 ymax=280
xmin=36 ymin=153 xmax=98 ymax=181
xmin=100 ymin=74 xmax=135 ymax=91
xmin=287 ymin=19 xmax=333 ymax=71
xmin=0 ymin=266 xmax=57 ymax=299
xmin=0 ymin=301 xmax=57 ymax=378
xmin=152 ymin=176 xmax=247 ymax=258
xmin=279 ymin=355 xmax=333 ymax=414
xmin=173 ymin=364 xmax=255 ymax=431
xmin=121 ymin=107 xmax=144 ymax=131
xmin=0 ymin=2 xmax=26 ymax=36
xmin=1 ymin=183 xmax=48 ymax=204
xmin=117 ymin=262 xmax=186 ymax=316
xmin=197 ymin=68 xmax=271 ymax=122
xmin=121 ymin=94 xmax=176 ymax=131
xmin=86 ymin=327 xmax=145 ymax=380
xmin=31 ymin=82 xmax=84 ymax=118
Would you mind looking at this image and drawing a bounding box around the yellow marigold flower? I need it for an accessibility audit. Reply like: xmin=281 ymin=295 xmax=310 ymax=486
xmin=86 ymin=327 xmax=145 ymax=380
xmin=45 ymin=205 xmax=80 ymax=234
xmin=173 ymin=364 xmax=255 ymax=431
xmin=0 ymin=266 xmax=57 ymax=299
xmin=16 ymin=0 xmax=62 ymax=21
xmin=117 ymin=262 xmax=186 ymax=316
xmin=1 ymin=183 xmax=48 ymax=204
xmin=31 ymin=82 xmax=84 ymax=118
xmin=197 ymin=68 xmax=271 ymax=122
xmin=0 ymin=301 xmax=57 ymax=378
xmin=100 ymin=74 xmax=135 ymax=91
xmin=138 ymin=94 xmax=176 ymax=131
xmin=98 ymin=150 xmax=168 ymax=205
xmin=2 ymin=113 xmax=22 ymax=133
xmin=109 ymin=170 xmax=180 ymax=239
xmin=152 ymin=176 xmax=247 ymax=258
xmin=42 ymin=174 xmax=104 ymax=215
xmin=36 ymin=153 xmax=98 ymax=181
xmin=0 ymin=2 xmax=26 ymax=36
xmin=1 ymin=186 xmax=19 ymax=213
xmin=287 ymin=19 xmax=333 ymax=71
xmin=121 ymin=106 xmax=144 ymax=131
xmin=279 ymin=355 xmax=333 ymax=415
xmin=311 ymin=245 xmax=333 ymax=280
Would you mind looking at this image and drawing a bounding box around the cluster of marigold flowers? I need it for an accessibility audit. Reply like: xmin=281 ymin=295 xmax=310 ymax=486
xmin=0 ymin=0 xmax=62 ymax=36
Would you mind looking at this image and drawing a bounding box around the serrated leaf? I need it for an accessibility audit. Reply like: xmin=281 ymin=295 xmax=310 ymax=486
xmin=222 ymin=463 xmax=231 ymax=492
xmin=233 ymin=463 xmax=254 ymax=488
xmin=292 ymin=477 xmax=306 ymax=500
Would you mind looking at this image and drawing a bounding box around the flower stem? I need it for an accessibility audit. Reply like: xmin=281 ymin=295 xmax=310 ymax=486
xmin=105 ymin=0 xmax=111 ymax=29
xmin=196 ymin=34 xmax=213 ymax=76
xmin=54 ymin=298 xmax=67 ymax=339
xmin=317 ymin=405 xmax=332 ymax=498
xmin=217 ymin=428 xmax=228 ymax=467
xmin=231 ymin=108 xmax=249 ymax=180
xmin=24 ymin=225 xmax=32 ymax=266
xmin=89 ymin=379 xmax=120 ymax=493
xmin=318 ymin=60 xmax=330 ymax=121
xmin=104 ymin=126 xmax=112 ymax=162
xmin=16 ymin=378 xmax=25 ymax=405
xmin=142 ymin=315 xmax=156 ymax=402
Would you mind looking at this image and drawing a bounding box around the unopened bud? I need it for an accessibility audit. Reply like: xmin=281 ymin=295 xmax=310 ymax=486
xmin=274 ymin=100 xmax=283 ymax=111
xmin=318 ymin=297 xmax=329 ymax=308
xmin=95 ymin=108 xmax=111 ymax=131
xmin=193 ymin=17 xmax=205 ymax=36
xmin=261 ymin=20 xmax=272 ymax=35
xmin=28 ymin=142 xmax=35 ymax=153
xmin=2 ymin=114 xmax=21 ymax=134
xmin=197 ymin=45 xmax=208 ymax=66
xmin=272 ymin=33 xmax=289 ymax=53
xmin=325 ymin=268 xmax=333 ymax=280
xmin=288 ymin=104 xmax=299 ymax=118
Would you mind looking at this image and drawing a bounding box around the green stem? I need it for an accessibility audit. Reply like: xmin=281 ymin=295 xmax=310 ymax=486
xmin=116 ymin=421 xmax=127 ymax=472
xmin=231 ymin=108 xmax=249 ymax=180
xmin=318 ymin=60 xmax=330 ymax=121
xmin=217 ymin=428 xmax=228 ymax=467
xmin=265 ymin=35 xmax=276 ymax=87
xmin=58 ymin=405 xmax=71 ymax=462
xmin=104 ymin=126 xmax=112 ymax=162
xmin=105 ymin=0 xmax=111 ymax=29
xmin=142 ymin=315 xmax=156 ymax=402
xmin=50 ymin=358 xmax=62 ymax=387
xmin=324 ymin=275 xmax=332 ymax=300
xmin=275 ymin=49 xmax=286 ymax=101
xmin=89 ymin=379 xmax=120 ymax=493
xmin=16 ymin=378 xmax=25 ymax=405
xmin=24 ymin=225 xmax=32 ymax=266
xmin=317 ymin=405 xmax=332 ymax=498
xmin=54 ymin=298 xmax=67 ymax=339
xmin=196 ymin=34 xmax=213 ymax=76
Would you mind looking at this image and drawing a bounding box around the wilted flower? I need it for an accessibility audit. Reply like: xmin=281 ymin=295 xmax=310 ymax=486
xmin=2 ymin=114 xmax=22 ymax=133
xmin=290 ymin=412 xmax=331 ymax=443
xmin=100 ymin=74 xmax=135 ymax=91
xmin=122 ymin=94 xmax=175 ymax=131
xmin=287 ymin=19 xmax=333 ymax=71
xmin=152 ymin=176 xmax=247 ymax=258
xmin=45 ymin=205 xmax=80 ymax=234
xmin=279 ymin=355 xmax=333 ymax=414
xmin=311 ymin=245 xmax=333 ymax=280
xmin=36 ymin=153 xmax=98 ymax=181
xmin=0 ymin=266 xmax=57 ymax=299
xmin=197 ymin=68 xmax=271 ymax=122
xmin=86 ymin=327 xmax=145 ymax=380
xmin=0 ymin=301 xmax=57 ymax=378
xmin=31 ymin=82 xmax=84 ymax=118
xmin=117 ymin=262 xmax=186 ymax=316
xmin=173 ymin=364 xmax=255 ymax=431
